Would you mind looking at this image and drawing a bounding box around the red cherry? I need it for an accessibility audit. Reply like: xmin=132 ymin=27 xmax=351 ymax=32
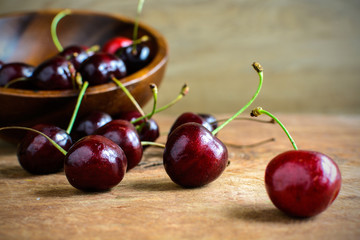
xmin=163 ymin=122 xmax=228 ymax=188
xmin=163 ymin=62 xmax=264 ymax=188
xmin=95 ymin=120 xmax=143 ymax=171
xmin=0 ymin=62 xmax=34 ymax=89
xmin=79 ymin=52 xmax=127 ymax=86
xmin=102 ymin=37 xmax=132 ymax=54
xmin=17 ymin=124 xmax=73 ymax=174
xmin=169 ymin=112 xmax=213 ymax=135
xmin=32 ymin=56 xmax=75 ymax=90
xmin=265 ymin=150 xmax=341 ymax=217
xmin=64 ymin=135 xmax=127 ymax=191
xmin=73 ymin=111 xmax=112 ymax=141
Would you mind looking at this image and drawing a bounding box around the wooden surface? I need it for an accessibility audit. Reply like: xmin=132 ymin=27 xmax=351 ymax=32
xmin=0 ymin=114 xmax=359 ymax=240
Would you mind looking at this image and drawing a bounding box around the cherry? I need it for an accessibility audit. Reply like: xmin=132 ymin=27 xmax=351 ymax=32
xmin=72 ymin=111 xmax=112 ymax=141
xmin=116 ymin=44 xmax=151 ymax=75
xmin=163 ymin=62 xmax=264 ymax=188
xmin=1 ymin=81 xmax=88 ymax=175
xmin=58 ymin=45 xmax=95 ymax=70
xmin=118 ymin=111 xmax=160 ymax=143
xmin=168 ymin=112 xmax=214 ymax=135
xmin=79 ymin=52 xmax=126 ymax=86
xmin=198 ymin=113 xmax=218 ymax=130
xmin=164 ymin=122 xmax=228 ymax=188
xmin=95 ymin=119 xmax=143 ymax=171
xmin=64 ymin=135 xmax=127 ymax=191
xmin=251 ymin=107 xmax=342 ymax=218
xmin=102 ymin=37 xmax=132 ymax=54
xmin=17 ymin=124 xmax=73 ymax=174
xmin=1 ymin=126 xmax=127 ymax=191
xmin=31 ymin=56 xmax=76 ymax=90
xmin=0 ymin=62 xmax=34 ymax=89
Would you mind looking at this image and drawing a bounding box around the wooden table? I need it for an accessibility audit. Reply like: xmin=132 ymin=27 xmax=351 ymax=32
xmin=0 ymin=114 xmax=359 ymax=240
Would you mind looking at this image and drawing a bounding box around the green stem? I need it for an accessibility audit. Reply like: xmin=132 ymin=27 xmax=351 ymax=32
xmin=131 ymin=83 xmax=189 ymax=124
xmin=212 ymin=116 xmax=274 ymax=125
xmin=0 ymin=127 xmax=67 ymax=155
xmin=51 ymin=9 xmax=71 ymax=52
xmin=141 ymin=141 xmax=165 ymax=148
xmin=112 ymin=77 xmax=146 ymax=117
xmin=147 ymin=84 xmax=158 ymax=120
xmin=132 ymin=0 xmax=146 ymax=52
xmin=66 ymin=81 xmax=89 ymax=134
xmin=211 ymin=62 xmax=264 ymax=135
xmin=4 ymin=77 xmax=27 ymax=88
xmin=251 ymin=107 xmax=298 ymax=150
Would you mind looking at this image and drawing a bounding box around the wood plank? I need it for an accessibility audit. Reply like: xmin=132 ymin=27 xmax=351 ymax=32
xmin=0 ymin=114 xmax=359 ymax=240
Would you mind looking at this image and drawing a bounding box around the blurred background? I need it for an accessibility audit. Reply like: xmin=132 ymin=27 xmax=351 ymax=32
xmin=1 ymin=0 xmax=359 ymax=115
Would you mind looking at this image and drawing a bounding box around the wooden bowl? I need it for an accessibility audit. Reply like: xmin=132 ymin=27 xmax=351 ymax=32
xmin=0 ymin=9 xmax=168 ymax=144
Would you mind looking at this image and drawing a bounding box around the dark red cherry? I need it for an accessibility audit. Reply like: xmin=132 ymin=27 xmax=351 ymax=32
xmin=116 ymin=44 xmax=151 ymax=74
xmin=163 ymin=122 xmax=228 ymax=188
xmin=79 ymin=52 xmax=126 ymax=86
xmin=17 ymin=124 xmax=73 ymax=174
xmin=0 ymin=62 xmax=34 ymax=89
xmin=32 ymin=56 xmax=75 ymax=90
xmin=169 ymin=112 xmax=213 ymax=135
xmin=64 ymin=135 xmax=127 ymax=191
xmin=95 ymin=120 xmax=143 ymax=171
xmin=138 ymin=118 xmax=160 ymax=143
xmin=58 ymin=45 xmax=94 ymax=70
xmin=72 ymin=111 xmax=112 ymax=141
xmin=102 ymin=37 xmax=132 ymax=54
xmin=117 ymin=111 xmax=160 ymax=143
xmin=265 ymin=150 xmax=341 ymax=218
xmin=198 ymin=113 xmax=218 ymax=130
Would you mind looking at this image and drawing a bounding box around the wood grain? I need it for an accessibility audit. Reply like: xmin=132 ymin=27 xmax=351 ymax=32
xmin=0 ymin=114 xmax=359 ymax=240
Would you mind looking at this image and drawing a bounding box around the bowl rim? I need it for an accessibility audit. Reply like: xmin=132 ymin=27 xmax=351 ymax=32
xmin=0 ymin=9 xmax=168 ymax=98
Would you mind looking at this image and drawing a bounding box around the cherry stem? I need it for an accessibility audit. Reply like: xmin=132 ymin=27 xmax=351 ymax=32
xmin=112 ymin=77 xmax=146 ymax=117
xmin=211 ymin=62 xmax=264 ymax=135
xmin=132 ymin=0 xmax=146 ymax=52
xmin=51 ymin=9 xmax=71 ymax=52
xmin=131 ymin=83 xmax=189 ymax=124
xmin=251 ymin=107 xmax=298 ymax=150
xmin=3 ymin=77 xmax=27 ymax=88
xmin=147 ymin=84 xmax=158 ymax=120
xmin=141 ymin=141 xmax=165 ymax=148
xmin=66 ymin=81 xmax=89 ymax=134
xmin=212 ymin=117 xmax=274 ymax=125
xmin=0 ymin=126 xmax=67 ymax=155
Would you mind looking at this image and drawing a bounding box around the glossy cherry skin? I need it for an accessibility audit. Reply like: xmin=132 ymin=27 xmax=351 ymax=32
xmin=116 ymin=44 xmax=151 ymax=74
xmin=72 ymin=111 xmax=112 ymax=141
xmin=265 ymin=150 xmax=342 ymax=218
xmin=169 ymin=112 xmax=213 ymax=136
xmin=32 ymin=56 xmax=75 ymax=90
xmin=95 ymin=120 xmax=143 ymax=171
xmin=198 ymin=113 xmax=218 ymax=130
xmin=163 ymin=122 xmax=228 ymax=188
xmin=79 ymin=52 xmax=127 ymax=86
xmin=58 ymin=45 xmax=94 ymax=70
xmin=17 ymin=124 xmax=73 ymax=174
xmin=102 ymin=37 xmax=132 ymax=54
xmin=117 ymin=111 xmax=160 ymax=143
xmin=64 ymin=135 xmax=127 ymax=191
xmin=0 ymin=62 xmax=35 ymax=89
